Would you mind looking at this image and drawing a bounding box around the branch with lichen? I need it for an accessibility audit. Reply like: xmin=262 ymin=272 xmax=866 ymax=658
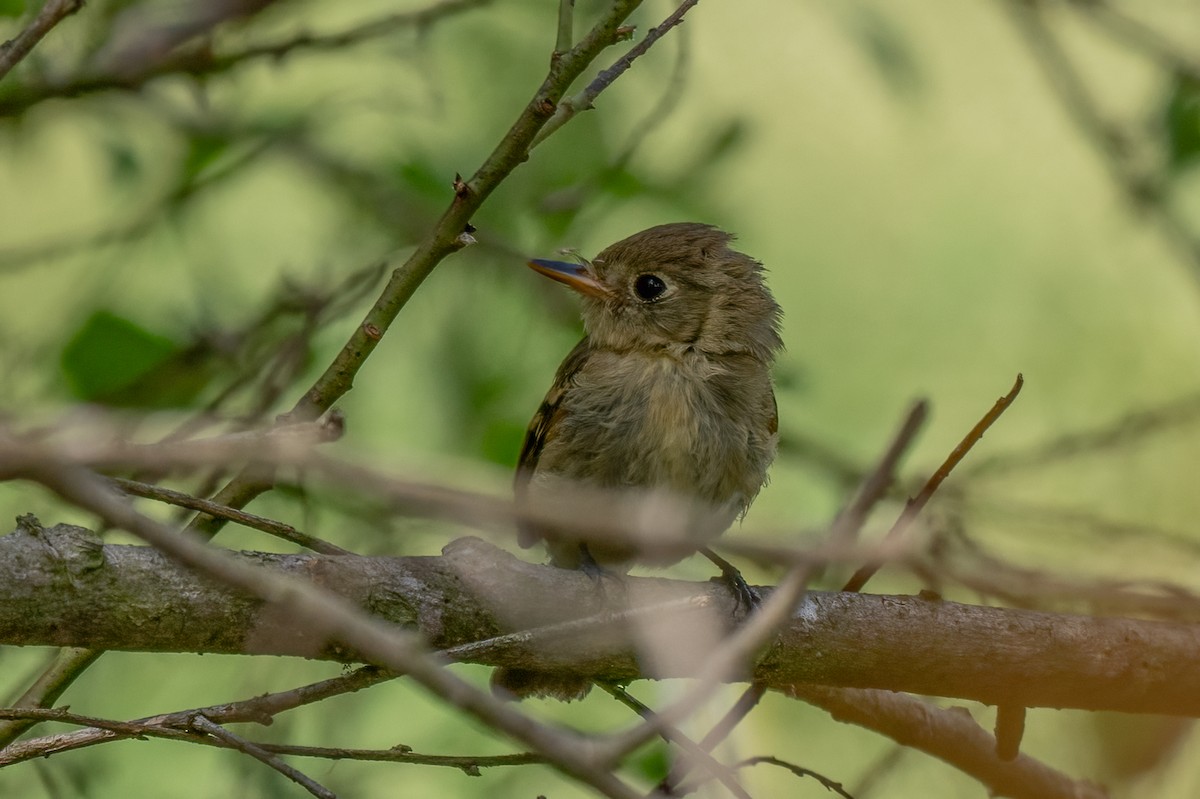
xmin=3 ymin=522 xmax=1199 ymax=719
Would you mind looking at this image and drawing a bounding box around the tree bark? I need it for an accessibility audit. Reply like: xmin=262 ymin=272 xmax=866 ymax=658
xmin=3 ymin=518 xmax=1199 ymax=716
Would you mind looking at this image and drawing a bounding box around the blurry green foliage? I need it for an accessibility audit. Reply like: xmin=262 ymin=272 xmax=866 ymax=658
xmin=60 ymin=310 xmax=211 ymax=408
xmin=844 ymin=5 xmax=924 ymax=97
xmin=1164 ymin=72 xmax=1200 ymax=170
xmin=394 ymin=157 xmax=450 ymax=203
xmin=629 ymin=740 xmax=670 ymax=783
xmin=1 ymin=1 xmax=1200 ymax=797
xmin=433 ymin=316 xmax=531 ymax=468
xmin=181 ymin=131 xmax=232 ymax=183
xmin=0 ymin=0 xmax=25 ymax=19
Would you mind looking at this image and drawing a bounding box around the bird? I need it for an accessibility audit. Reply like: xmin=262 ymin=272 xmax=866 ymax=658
xmin=492 ymin=222 xmax=783 ymax=701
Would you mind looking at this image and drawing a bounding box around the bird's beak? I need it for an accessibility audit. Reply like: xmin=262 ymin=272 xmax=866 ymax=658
xmin=528 ymin=259 xmax=609 ymax=299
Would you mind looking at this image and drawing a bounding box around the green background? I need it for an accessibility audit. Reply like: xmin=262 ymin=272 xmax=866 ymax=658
xmin=2 ymin=0 xmax=1200 ymax=796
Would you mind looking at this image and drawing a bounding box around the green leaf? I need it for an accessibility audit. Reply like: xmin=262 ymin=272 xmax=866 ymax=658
xmin=0 ymin=0 xmax=26 ymax=18
xmin=1164 ymin=72 xmax=1200 ymax=170
xmin=598 ymin=166 xmax=646 ymax=199
xmin=630 ymin=741 xmax=670 ymax=782
xmin=394 ymin=158 xmax=447 ymax=200
xmin=61 ymin=310 xmax=202 ymax=408
xmin=182 ymin=133 xmax=230 ymax=182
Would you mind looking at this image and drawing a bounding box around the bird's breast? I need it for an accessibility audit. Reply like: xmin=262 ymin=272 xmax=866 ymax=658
xmin=544 ymin=349 xmax=771 ymax=507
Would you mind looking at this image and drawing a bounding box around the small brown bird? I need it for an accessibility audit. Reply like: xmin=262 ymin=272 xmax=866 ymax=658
xmin=493 ymin=222 xmax=783 ymax=700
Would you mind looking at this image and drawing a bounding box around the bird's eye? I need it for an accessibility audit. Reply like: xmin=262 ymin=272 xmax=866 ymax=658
xmin=633 ymin=273 xmax=668 ymax=302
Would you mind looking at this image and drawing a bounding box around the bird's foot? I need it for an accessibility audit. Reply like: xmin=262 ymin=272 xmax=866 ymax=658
xmin=578 ymin=544 xmax=606 ymax=579
xmin=574 ymin=544 xmax=626 ymax=602
xmin=702 ymin=547 xmax=761 ymax=617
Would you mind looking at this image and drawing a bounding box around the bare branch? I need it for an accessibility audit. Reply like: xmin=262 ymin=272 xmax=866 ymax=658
xmin=0 ymin=666 xmax=399 ymax=762
xmin=679 ymin=755 xmax=854 ymax=799
xmin=843 ymin=374 xmax=1023 ymax=592
xmin=189 ymin=715 xmax=335 ymax=799
xmin=532 ymin=0 xmax=700 ymax=147
xmin=109 ymin=477 xmax=351 ymax=556
xmin=601 ymin=394 xmax=933 ymax=765
xmin=0 ymin=705 xmax=543 ymax=774
xmin=790 ymin=686 xmax=1107 ymax=799
xmin=960 ymin=390 xmax=1200 ymax=478
xmin=0 ymin=0 xmax=491 ymax=115
xmin=0 ymin=0 xmax=83 ymax=82
xmin=662 ymin=399 xmax=929 ymax=793
xmin=596 ymin=683 xmax=751 ymax=799
xmin=556 ymin=0 xmax=575 ymax=53
xmin=3 ymin=527 xmax=1195 ymax=718
xmin=1074 ymin=0 xmax=1200 ymax=82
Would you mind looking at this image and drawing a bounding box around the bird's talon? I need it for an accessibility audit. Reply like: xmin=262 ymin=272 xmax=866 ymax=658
xmin=724 ymin=572 xmax=762 ymax=616
xmin=702 ymin=547 xmax=760 ymax=617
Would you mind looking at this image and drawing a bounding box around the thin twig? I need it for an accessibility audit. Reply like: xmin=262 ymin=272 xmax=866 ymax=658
xmin=0 ymin=667 xmax=398 ymax=764
xmin=0 ymin=0 xmax=83 ymax=82
xmin=960 ymin=390 xmax=1200 ymax=478
xmin=0 ymin=707 xmax=159 ymax=737
xmin=0 ymin=704 xmax=544 ymax=774
xmin=0 ymin=0 xmax=491 ymax=115
xmin=556 ymin=0 xmax=575 ymax=52
xmin=601 ymin=562 xmax=812 ymax=766
xmin=828 ymin=400 xmax=930 ymax=548
xmin=1074 ymin=0 xmax=1200 ymax=82
xmin=190 ymin=715 xmax=336 ymax=799
xmin=788 ymin=686 xmax=1106 ymax=799
xmin=843 ymin=374 xmax=1023 ymax=593
xmin=658 ymin=686 xmax=765 ymax=795
xmin=596 ymin=684 xmax=751 ymax=799
xmin=232 ymin=742 xmax=542 ymax=773
xmin=193 ymin=665 xmax=392 ymax=724
xmin=109 ymin=477 xmax=351 ymax=555
xmin=661 ymin=401 xmax=929 ymax=793
xmin=0 ymin=648 xmax=100 ymax=747
xmin=932 ymin=525 xmax=1200 ymax=620
xmin=532 ymin=0 xmax=701 ymax=146
xmin=676 ymin=755 xmax=855 ymax=799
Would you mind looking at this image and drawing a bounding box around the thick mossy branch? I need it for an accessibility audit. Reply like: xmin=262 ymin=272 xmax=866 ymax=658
xmin=3 ymin=521 xmax=1199 ymax=715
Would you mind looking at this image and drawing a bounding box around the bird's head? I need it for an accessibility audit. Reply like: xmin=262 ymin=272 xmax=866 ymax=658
xmin=528 ymin=222 xmax=782 ymax=360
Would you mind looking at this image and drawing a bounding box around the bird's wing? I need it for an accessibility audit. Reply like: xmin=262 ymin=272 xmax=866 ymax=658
xmin=514 ymin=336 xmax=593 ymax=548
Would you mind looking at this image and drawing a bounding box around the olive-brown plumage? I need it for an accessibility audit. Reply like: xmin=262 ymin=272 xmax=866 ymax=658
xmin=494 ymin=223 xmax=782 ymax=700
xmin=516 ymin=222 xmax=782 ymax=570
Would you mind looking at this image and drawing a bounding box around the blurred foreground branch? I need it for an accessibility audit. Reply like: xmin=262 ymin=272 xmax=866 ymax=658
xmin=791 ymin=686 xmax=1107 ymax=799
xmin=0 ymin=0 xmax=488 ymax=115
